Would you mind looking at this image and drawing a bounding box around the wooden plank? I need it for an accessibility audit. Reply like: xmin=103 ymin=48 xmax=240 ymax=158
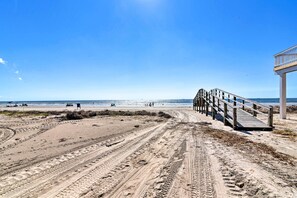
xmin=224 ymin=107 xmax=271 ymax=129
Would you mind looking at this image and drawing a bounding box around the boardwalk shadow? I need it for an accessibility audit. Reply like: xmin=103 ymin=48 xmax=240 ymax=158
xmin=238 ymin=130 xmax=253 ymax=135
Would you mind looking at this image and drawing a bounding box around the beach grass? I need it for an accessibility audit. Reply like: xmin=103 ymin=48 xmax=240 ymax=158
xmin=273 ymin=129 xmax=297 ymax=138
xmin=0 ymin=110 xmax=51 ymax=117
xmin=200 ymin=125 xmax=295 ymax=165
xmin=64 ymin=110 xmax=172 ymax=120
xmin=0 ymin=110 xmax=172 ymax=120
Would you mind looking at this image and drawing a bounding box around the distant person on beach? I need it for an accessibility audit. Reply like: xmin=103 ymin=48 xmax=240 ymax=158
xmin=77 ymin=103 xmax=81 ymax=109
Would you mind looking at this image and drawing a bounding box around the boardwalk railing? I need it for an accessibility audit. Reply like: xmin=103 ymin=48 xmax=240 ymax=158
xmin=274 ymin=45 xmax=297 ymax=68
xmin=193 ymin=88 xmax=273 ymax=130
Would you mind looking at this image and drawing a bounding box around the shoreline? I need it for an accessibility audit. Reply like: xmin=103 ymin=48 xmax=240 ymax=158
xmin=1 ymin=104 xmax=297 ymax=114
xmin=0 ymin=106 xmax=192 ymax=112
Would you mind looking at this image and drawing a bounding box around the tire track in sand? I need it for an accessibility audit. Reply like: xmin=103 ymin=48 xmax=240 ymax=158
xmin=43 ymin=123 xmax=168 ymax=198
xmin=0 ymin=127 xmax=16 ymax=145
xmin=0 ymin=123 xmax=166 ymax=198
xmin=190 ymin=132 xmax=215 ymax=198
xmin=85 ymin=122 xmax=187 ymax=198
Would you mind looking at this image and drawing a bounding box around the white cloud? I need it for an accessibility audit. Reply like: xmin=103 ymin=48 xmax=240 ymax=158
xmin=15 ymin=70 xmax=19 ymax=74
xmin=18 ymin=77 xmax=22 ymax=81
xmin=0 ymin=58 xmax=6 ymax=65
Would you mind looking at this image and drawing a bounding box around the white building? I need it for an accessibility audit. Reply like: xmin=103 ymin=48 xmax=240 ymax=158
xmin=274 ymin=45 xmax=297 ymax=119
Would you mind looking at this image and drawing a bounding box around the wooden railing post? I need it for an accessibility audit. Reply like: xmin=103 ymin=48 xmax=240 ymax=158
xmin=233 ymin=108 xmax=237 ymax=129
xmin=202 ymin=98 xmax=205 ymax=114
xmin=206 ymin=100 xmax=209 ymax=116
xmin=233 ymin=96 xmax=236 ymax=106
xmin=242 ymin=100 xmax=245 ymax=110
xmin=222 ymin=92 xmax=225 ymax=100
xmin=217 ymin=98 xmax=220 ymax=112
xmin=268 ymin=106 xmax=273 ymax=127
xmin=196 ymin=99 xmax=198 ymax=111
xmin=205 ymin=92 xmax=208 ymax=116
xmin=228 ymin=94 xmax=230 ymax=102
xmin=204 ymin=99 xmax=206 ymax=114
xmin=200 ymin=98 xmax=202 ymax=113
xmin=253 ymin=103 xmax=257 ymax=117
xmin=194 ymin=98 xmax=196 ymax=111
xmin=224 ymin=103 xmax=227 ymax=126
xmin=212 ymin=95 xmax=216 ymax=120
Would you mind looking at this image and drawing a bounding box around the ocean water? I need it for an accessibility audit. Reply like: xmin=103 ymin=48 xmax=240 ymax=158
xmin=1 ymin=98 xmax=297 ymax=108
xmin=250 ymin=98 xmax=297 ymax=105
xmin=0 ymin=99 xmax=193 ymax=108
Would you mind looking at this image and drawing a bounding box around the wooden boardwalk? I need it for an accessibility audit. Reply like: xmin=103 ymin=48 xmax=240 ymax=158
xmin=193 ymin=88 xmax=273 ymax=131
xmin=218 ymin=106 xmax=272 ymax=130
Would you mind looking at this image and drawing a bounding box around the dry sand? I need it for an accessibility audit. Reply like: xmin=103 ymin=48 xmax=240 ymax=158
xmin=0 ymin=107 xmax=296 ymax=198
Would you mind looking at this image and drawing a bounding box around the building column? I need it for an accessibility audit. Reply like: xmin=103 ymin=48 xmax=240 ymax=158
xmin=280 ymin=73 xmax=286 ymax=119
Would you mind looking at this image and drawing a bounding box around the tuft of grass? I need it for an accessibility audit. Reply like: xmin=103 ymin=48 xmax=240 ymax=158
xmin=0 ymin=110 xmax=52 ymax=117
xmin=0 ymin=109 xmax=172 ymax=120
xmin=64 ymin=110 xmax=172 ymax=120
xmin=66 ymin=112 xmax=83 ymax=120
xmin=59 ymin=138 xmax=67 ymax=142
xmin=273 ymin=129 xmax=297 ymax=138
xmin=158 ymin=111 xmax=172 ymax=118
xmin=200 ymin=126 xmax=295 ymax=165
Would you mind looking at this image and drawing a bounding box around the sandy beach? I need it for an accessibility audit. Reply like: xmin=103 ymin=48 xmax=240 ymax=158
xmin=1 ymin=0 xmax=297 ymax=197
xmin=0 ymin=107 xmax=296 ymax=198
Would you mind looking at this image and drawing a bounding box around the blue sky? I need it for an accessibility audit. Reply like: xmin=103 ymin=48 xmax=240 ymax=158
xmin=0 ymin=0 xmax=297 ymax=100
